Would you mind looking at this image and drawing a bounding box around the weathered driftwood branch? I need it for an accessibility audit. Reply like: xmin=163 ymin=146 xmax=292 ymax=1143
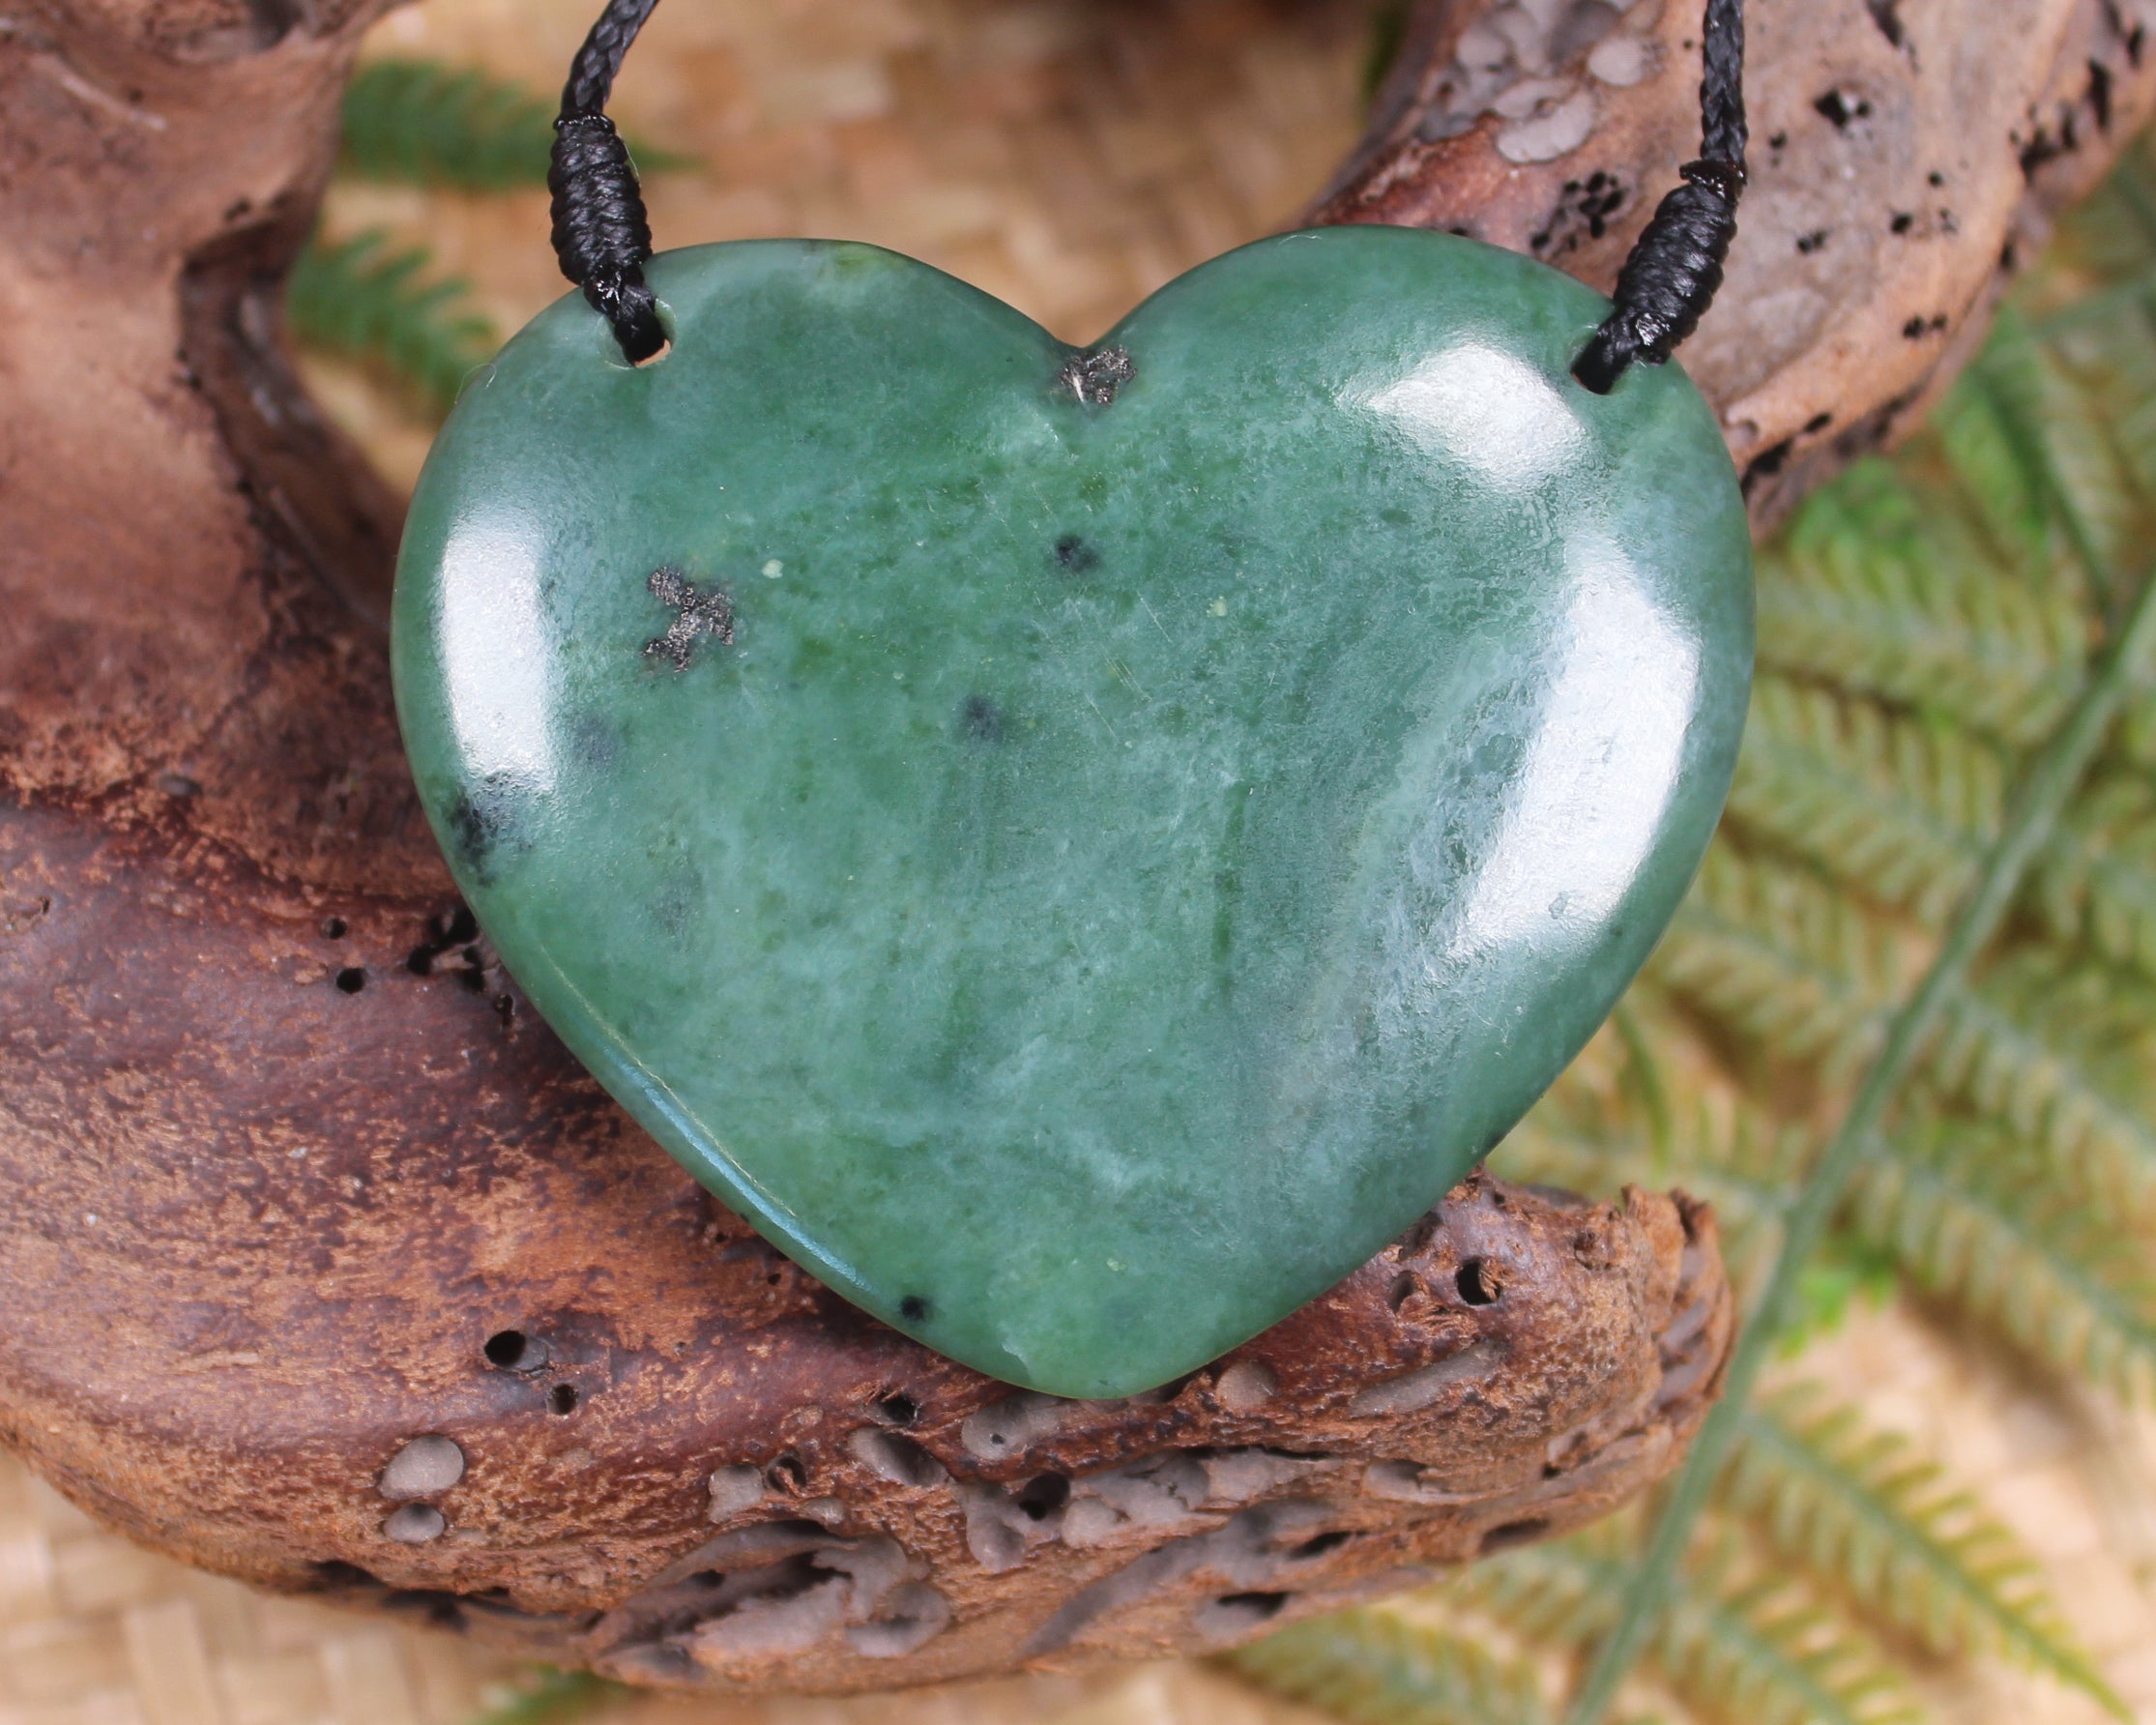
xmin=0 ymin=0 xmax=2144 ymax=1694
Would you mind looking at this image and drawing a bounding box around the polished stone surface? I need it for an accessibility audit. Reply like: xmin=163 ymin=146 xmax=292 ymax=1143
xmin=393 ymin=229 xmax=1752 ymax=1397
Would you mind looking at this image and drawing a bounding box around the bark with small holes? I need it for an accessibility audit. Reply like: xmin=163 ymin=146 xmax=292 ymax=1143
xmin=0 ymin=0 xmax=2144 ymax=1694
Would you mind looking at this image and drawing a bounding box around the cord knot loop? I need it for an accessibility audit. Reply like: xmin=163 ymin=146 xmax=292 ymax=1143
xmin=549 ymin=113 xmax=665 ymax=363
xmin=1573 ymin=0 xmax=1746 ymax=394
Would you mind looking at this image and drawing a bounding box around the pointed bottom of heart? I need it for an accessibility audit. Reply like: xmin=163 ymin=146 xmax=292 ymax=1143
xmin=392 ymin=226 xmax=1753 ymax=1396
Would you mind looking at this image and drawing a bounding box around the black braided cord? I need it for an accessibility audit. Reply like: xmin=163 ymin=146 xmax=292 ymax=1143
xmin=550 ymin=0 xmax=666 ymax=363
xmin=551 ymin=0 xmax=1742 ymax=381
xmin=1574 ymin=0 xmax=1746 ymax=393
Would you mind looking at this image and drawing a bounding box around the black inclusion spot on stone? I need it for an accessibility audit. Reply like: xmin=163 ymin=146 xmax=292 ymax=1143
xmin=1054 ymin=534 xmax=1100 ymax=573
xmin=568 ymin=710 xmax=624 ymax=774
xmin=899 ymin=1295 xmax=930 ymax=1322
xmin=446 ymin=780 xmax=531 ymax=886
xmin=448 ymin=787 xmax=501 ymax=874
xmin=960 ymin=694 xmax=1005 ymax=744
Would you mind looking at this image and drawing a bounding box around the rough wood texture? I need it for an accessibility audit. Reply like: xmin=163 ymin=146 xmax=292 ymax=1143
xmin=0 ymin=0 xmax=2143 ymax=1696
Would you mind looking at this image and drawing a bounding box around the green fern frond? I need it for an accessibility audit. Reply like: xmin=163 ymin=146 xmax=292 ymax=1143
xmin=287 ymin=229 xmax=497 ymax=418
xmin=1657 ymin=850 xmax=2156 ymax=1220
xmin=2030 ymin=772 xmax=2156 ymax=980
xmin=1759 ymin=462 xmax=2086 ymax=751
xmin=1657 ymin=1566 xmax=1925 ymax=1725
xmin=342 ymin=58 xmax=557 ymax=190
xmin=1362 ymin=1 xmax=1415 ymax=104
xmin=1456 ymin=1530 xmax=1924 ymax=1725
xmin=2041 ymin=132 xmax=2156 ymax=288
xmin=1846 ymin=1117 xmax=2156 ymax=1404
xmin=1729 ymin=674 xmax=1999 ymax=923
xmin=340 ymin=57 xmax=688 ymax=190
xmin=1731 ymin=676 xmax=2156 ymax=987
xmin=463 ymin=1669 xmax=622 ymax=1725
xmin=1651 ymin=849 xmax=1899 ymax=1084
xmin=1931 ymin=352 xmax=2054 ymax=579
xmin=1782 ymin=1233 xmax=1900 ymax=1352
xmin=1962 ymin=307 xmax=2141 ymax=606
xmin=1933 ymin=953 xmax=2156 ymax=1222
xmin=1228 ymin=1611 xmax=1555 ymax=1725
xmin=1725 ymin=1384 xmax=2124 ymax=1711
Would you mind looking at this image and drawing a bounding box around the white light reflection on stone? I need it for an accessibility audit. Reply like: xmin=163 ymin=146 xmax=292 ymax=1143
xmin=436 ymin=516 xmax=559 ymax=794
xmin=1348 ymin=343 xmax=1587 ymax=491
xmin=1450 ymin=535 xmax=1697 ymax=957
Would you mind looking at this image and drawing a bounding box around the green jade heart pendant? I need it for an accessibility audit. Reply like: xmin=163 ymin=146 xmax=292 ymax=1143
xmin=392 ymin=226 xmax=1753 ymax=1398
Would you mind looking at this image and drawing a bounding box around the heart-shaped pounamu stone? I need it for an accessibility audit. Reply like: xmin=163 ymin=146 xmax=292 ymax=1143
xmin=392 ymin=228 xmax=1752 ymax=1398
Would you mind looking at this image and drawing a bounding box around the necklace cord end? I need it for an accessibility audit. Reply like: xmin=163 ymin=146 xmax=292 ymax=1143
xmin=1574 ymin=0 xmax=1746 ymax=393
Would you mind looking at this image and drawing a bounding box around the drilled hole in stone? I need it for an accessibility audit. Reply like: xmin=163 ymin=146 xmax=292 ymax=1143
xmin=335 ymin=967 xmax=366 ymax=994
xmin=1455 ymin=1259 xmax=1500 ymax=1305
xmin=547 ymin=1384 xmax=579 ymax=1416
xmin=1478 ymin=1517 xmax=1548 ymax=1554
xmin=1014 ymin=1474 xmax=1070 ymax=1521
xmin=689 ymin=1568 xmax=724 ymax=1587
xmin=767 ymin=1452 xmax=808 ymax=1494
xmin=1387 ymin=1272 xmax=1419 ymax=1310
xmin=1289 ymin=1529 xmax=1355 ymax=1561
xmin=483 ymin=1330 xmax=547 ymax=1372
xmin=321 ymin=916 xmax=347 ymax=940
xmin=872 ymin=1390 xmax=921 ymax=1426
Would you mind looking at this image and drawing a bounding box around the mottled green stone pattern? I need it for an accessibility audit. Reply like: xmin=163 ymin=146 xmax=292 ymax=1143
xmin=392 ymin=229 xmax=1753 ymax=1397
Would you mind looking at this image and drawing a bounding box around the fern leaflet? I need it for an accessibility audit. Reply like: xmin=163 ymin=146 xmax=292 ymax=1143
xmin=1456 ymin=1529 xmax=1924 ymax=1725
xmin=1724 ymin=1385 xmax=2123 ymax=1710
xmin=1227 ymin=1611 xmax=1555 ymax=1725
xmin=1848 ymin=1117 xmax=2156 ymax=1404
xmin=341 ymin=57 xmax=686 ymax=190
xmin=287 ymin=229 xmax=497 ymax=418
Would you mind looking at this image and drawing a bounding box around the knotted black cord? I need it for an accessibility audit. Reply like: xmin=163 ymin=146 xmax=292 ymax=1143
xmin=551 ymin=0 xmax=1743 ymax=383
xmin=550 ymin=0 xmax=666 ymax=363
xmin=1574 ymin=0 xmax=1746 ymax=393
